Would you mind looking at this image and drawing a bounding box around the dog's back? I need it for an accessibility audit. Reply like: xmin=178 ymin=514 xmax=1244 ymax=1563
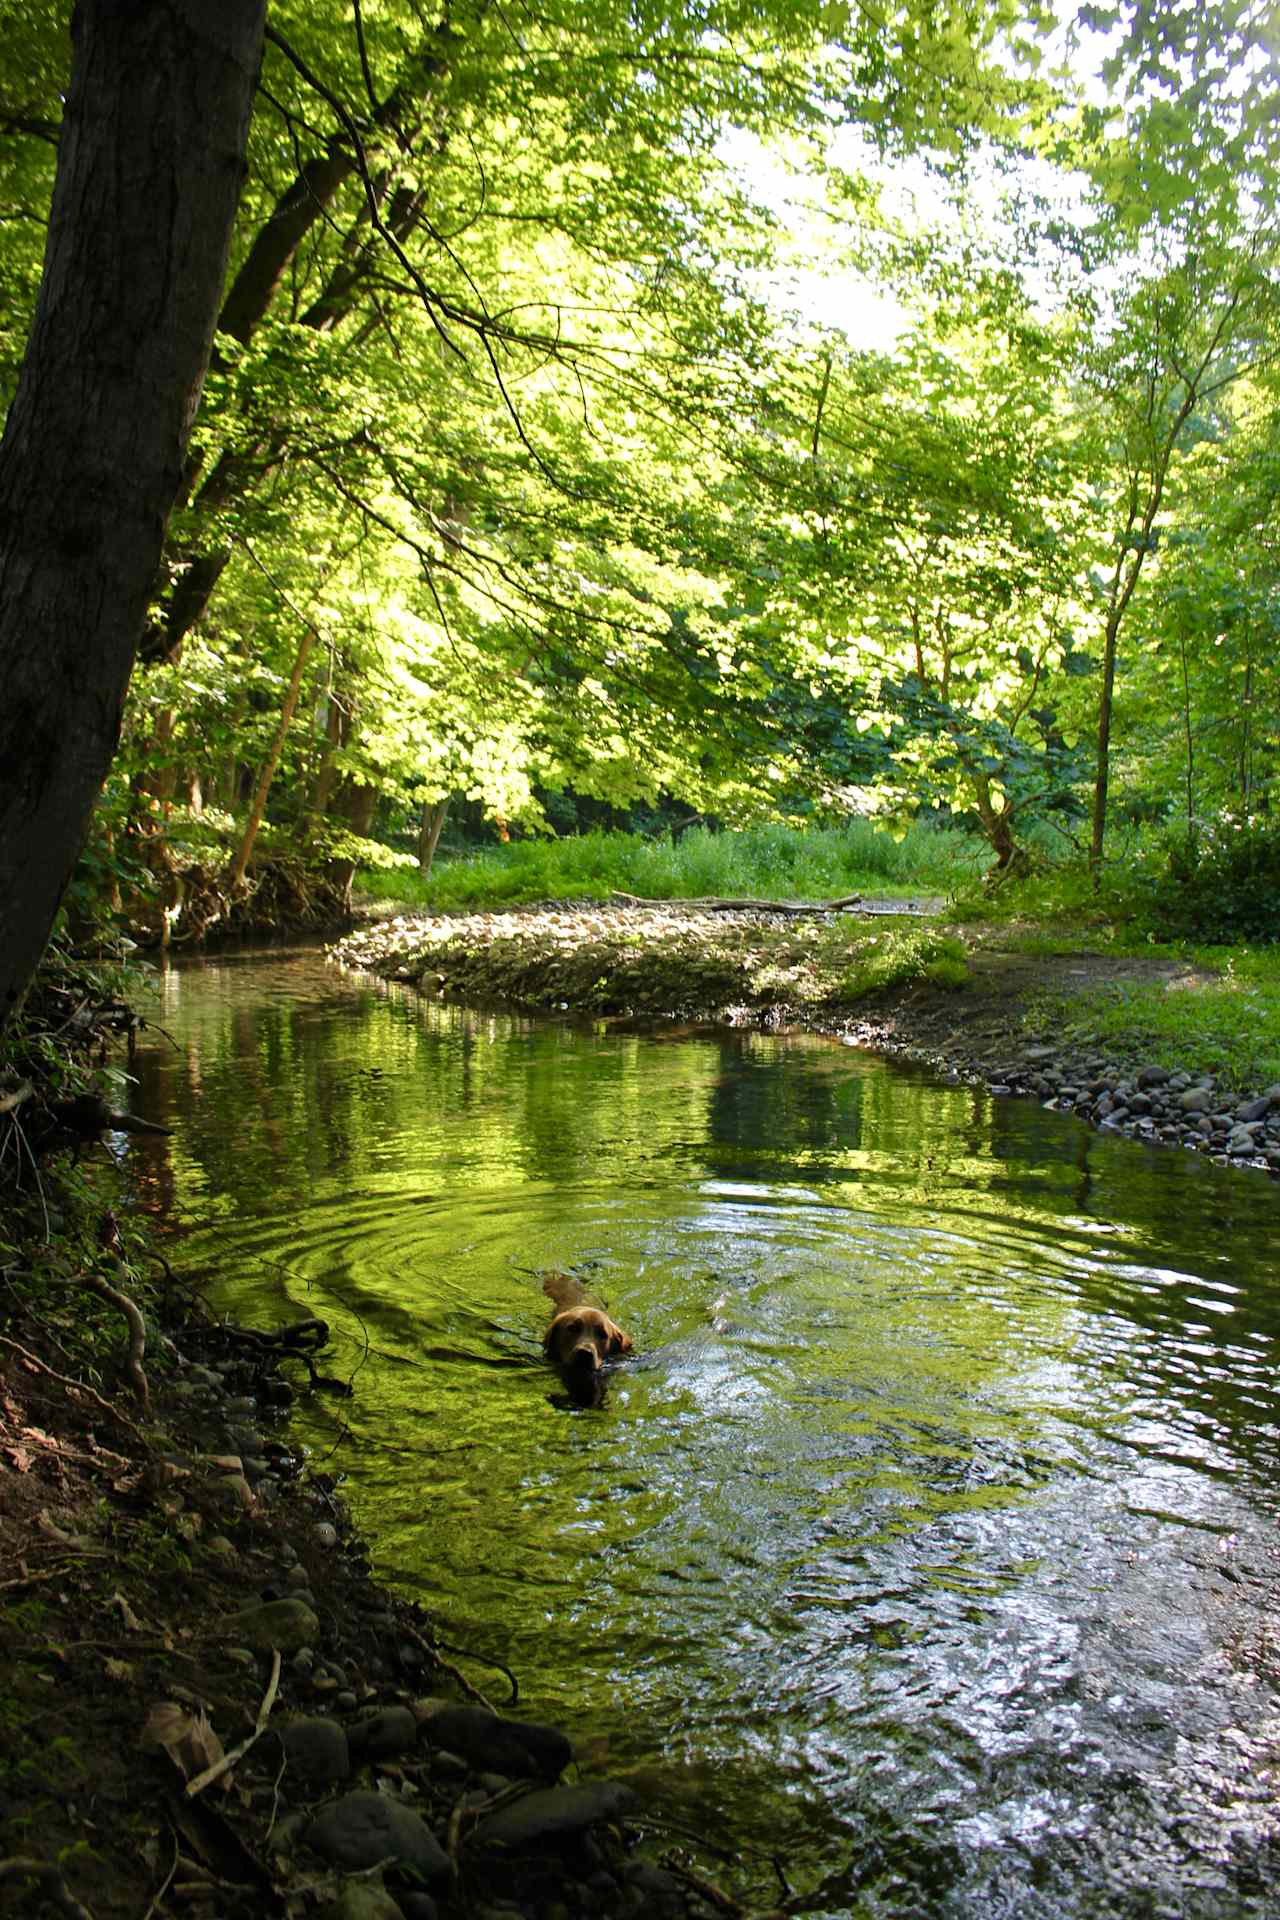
xmin=541 ymin=1269 xmax=591 ymax=1316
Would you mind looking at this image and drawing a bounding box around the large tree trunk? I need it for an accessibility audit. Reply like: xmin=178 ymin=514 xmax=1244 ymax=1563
xmin=0 ymin=0 xmax=265 ymax=1029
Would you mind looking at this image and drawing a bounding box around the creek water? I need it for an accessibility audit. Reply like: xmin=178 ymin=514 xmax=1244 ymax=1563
xmin=129 ymin=947 xmax=1280 ymax=1916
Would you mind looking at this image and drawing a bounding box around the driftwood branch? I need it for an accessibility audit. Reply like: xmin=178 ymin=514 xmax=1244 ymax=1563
xmin=609 ymin=891 xmax=864 ymax=915
xmin=0 ymin=1081 xmax=34 ymax=1117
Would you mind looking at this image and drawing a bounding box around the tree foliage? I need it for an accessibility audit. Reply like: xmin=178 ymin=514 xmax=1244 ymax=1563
xmin=5 ymin=0 xmax=1280 ymax=955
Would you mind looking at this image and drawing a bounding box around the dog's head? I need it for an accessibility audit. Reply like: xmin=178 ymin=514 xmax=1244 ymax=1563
xmin=544 ymin=1307 xmax=633 ymax=1402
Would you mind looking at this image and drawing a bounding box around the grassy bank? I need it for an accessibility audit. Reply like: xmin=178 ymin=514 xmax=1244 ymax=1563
xmin=354 ymin=818 xmax=984 ymax=914
xmin=1014 ymin=942 xmax=1280 ymax=1094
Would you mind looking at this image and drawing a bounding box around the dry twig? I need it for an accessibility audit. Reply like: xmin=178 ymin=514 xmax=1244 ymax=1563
xmin=186 ymin=1648 xmax=281 ymax=1798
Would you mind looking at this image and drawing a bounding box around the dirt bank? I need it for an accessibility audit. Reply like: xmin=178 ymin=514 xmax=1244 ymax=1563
xmin=0 ymin=1277 xmax=738 ymax=1920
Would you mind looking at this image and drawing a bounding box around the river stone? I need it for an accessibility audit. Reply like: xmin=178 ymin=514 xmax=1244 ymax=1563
xmin=305 ymin=1791 xmax=449 ymax=1884
xmin=230 ymin=1598 xmax=319 ymax=1653
xmin=397 ymin=1898 xmax=438 ymax=1920
xmin=348 ymin=1707 xmax=419 ymax=1762
xmin=471 ymin=1782 xmax=637 ymax=1849
xmin=1136 ymin=1065 xmax=1171 ymax=1089
xmin=328 ymin=1881 xmax=407 ymax=1920
xmin=415 ymin=1702 xmax=571 ymax=1782
xmin=1178 ymin=1088 xmax=1214 ymax=1112
xmin=1235 ymin=1095 xmax=1273 ymax=1123
xmin=282 ymin=1716 xmax=350 ymax=1784
xmin=621 ymin=1862 xmax=689 ymax=1919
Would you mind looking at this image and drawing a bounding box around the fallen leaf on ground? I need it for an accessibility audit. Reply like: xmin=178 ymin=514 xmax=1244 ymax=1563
xmin=141 ymin=1702 xmax=229 ymax=1787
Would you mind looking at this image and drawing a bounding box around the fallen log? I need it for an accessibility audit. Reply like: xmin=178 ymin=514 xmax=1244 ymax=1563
xmin=608 ymin=890 xmax=863 ymax=914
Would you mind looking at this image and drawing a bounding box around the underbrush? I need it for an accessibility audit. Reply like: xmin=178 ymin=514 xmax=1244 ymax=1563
xmin=951 ymin=814 xmax=1280 ymax=952
xmin=0 ymin=938 xmax=164 ymax=1389
xmin=354 ymin=819 xmax=987 ymax=913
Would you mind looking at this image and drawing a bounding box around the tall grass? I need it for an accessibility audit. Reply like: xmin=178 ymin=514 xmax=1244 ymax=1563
xmin=354 ymin=820 xmax=987 ymax=913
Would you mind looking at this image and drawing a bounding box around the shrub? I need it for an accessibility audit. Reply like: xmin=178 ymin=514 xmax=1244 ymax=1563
xmin=1150 ymin=815 xmax=1280 ymax=944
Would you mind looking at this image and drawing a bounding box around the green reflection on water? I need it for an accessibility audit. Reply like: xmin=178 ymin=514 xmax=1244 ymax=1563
xmin=131 ymin=951 xmax=1280 ymax=1916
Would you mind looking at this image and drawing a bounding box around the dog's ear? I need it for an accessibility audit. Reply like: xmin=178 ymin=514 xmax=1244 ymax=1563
xmin=607 ymin=1320 xmax=633 ymax=1356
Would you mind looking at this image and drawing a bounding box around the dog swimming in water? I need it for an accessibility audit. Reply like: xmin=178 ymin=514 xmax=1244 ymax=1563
xmin=540 ymin=1269 xmax=633 ymax=1405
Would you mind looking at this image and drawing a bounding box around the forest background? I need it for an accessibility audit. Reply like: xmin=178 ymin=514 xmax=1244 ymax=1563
xmin=4 ymin=0 xmax=1280 ymax=994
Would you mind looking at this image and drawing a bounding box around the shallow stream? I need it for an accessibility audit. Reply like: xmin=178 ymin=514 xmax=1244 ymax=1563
xmin=132 ymin=948 xmax=1280 ymax=1916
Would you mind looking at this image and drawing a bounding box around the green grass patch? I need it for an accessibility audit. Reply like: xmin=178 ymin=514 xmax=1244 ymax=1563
xmin=1027 ymin=947 xmax=1280 ymax=1092
xmin=354 ymin=820 xmax=987 ymax=914
xmin=826 ymin=927 xmax=971 ymax=998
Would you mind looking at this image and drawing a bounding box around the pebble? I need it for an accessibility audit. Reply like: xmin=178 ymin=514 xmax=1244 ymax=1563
xmin=215 ymin=1474 xmax=256 ymax=1511
xmin=415 ymin=1701 xmax=572 ymax=1781
xmin=348 ymin=1706 xmax=419 ymax=1762
xmin=313 ymin=1521 xmax=339 ymax=1549
xmin=331 ymin=1884 xmax=406 ymax=1920
xmin=397 ymin=1897 xmax=439 ymax=1920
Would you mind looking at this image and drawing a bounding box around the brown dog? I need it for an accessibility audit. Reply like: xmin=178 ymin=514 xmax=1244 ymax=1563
xmin=541 ymin=1271 xmax=633 ymax=1404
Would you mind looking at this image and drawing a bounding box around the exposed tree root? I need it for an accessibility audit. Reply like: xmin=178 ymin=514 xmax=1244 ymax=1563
xmin=0 ymin=1335 xmax=149 ymax=1442
xmin=88 ymin=1217 xmax=150 ymax=1405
